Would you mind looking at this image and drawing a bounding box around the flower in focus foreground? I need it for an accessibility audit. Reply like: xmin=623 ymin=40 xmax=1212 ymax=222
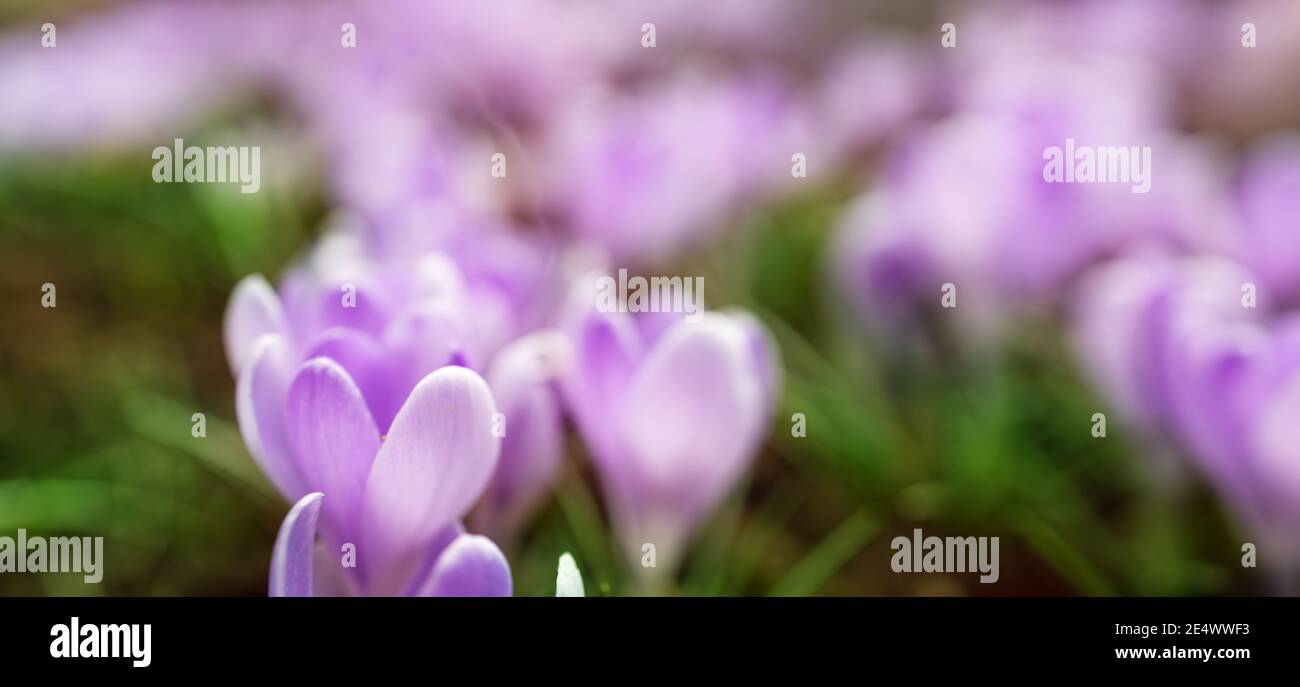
xmin=224 ymin=232 xmax=521 ymax=596
xmin=267 ymin=364 xmax=510 ymax=597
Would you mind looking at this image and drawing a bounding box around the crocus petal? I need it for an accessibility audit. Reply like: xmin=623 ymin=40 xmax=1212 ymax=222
xmin=286 ymin=358 xmax=382 ymax=546
xmin=408 ymin=252 xmax=469 ymax=304
xmin=270 ymin=492 xmax=324 ymax=597
xmin=620 ymin=314 xmax=767 ymax=490
xmin=382 ymin=299 xmax=471 ymax=399
xmin=1237 ymin=138 xmax=1300 ymax=299
xmin=834 ymin=192 xmax=938 ymax=325
xmin=414 ymin=534 xmax=513 ymax=597
xmin=1250 ymin=367 xmax=1300 ymax=519
xmin=397 ymin=522 xmax=465 ymax=596
xmin=475 ymin=331 xmax=567 ymax=537
xmin=307 ymin=261 xmax=392 ymax=337
xmin=572 ymin=310 xmax=640 ymax=397
xmin=1073 ymin=254 xmax=1258 ymax=431
xmin=1071 ymin=256 xmax=1178 ymax=425
xmin=561 ymin=305 xmax=642 ymax=463
xmin=555 ymin=552 xmax=585 ymax=597
xmin=306 ymin=328 xmax=401 ymax=434
xmin=562 ymin=272 xmax=643 ymax=399
xmin=361 ymin=366 xmax=501 ymax=593
xmin=726 ymin=310 xmax=782 ymax=416
xmin=224 ymin=274 xmax=288 ymax=375
xmin=236 ymin=334 xmax=309 ymax=501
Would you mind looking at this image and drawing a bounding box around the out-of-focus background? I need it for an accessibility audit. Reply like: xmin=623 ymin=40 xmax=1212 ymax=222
xmin=2 ymin=0 xmax=1298 ymax=596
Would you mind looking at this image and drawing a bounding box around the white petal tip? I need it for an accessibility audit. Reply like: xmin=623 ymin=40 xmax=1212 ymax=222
xmin=556 ymin=552 xmax=585 ymax=597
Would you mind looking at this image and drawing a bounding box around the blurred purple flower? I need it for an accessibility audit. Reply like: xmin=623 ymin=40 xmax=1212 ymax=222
xmin=0 ymin=2 xmax=247 ymax=151
xmin=472 ymin=330 xmax=569 ymax=541
xmin=540 ymin=72 xmax=810 ymax=262
xmin=834 ymin=113 xmax=1104 ymax=326
xmin=833 ymin=41 xmax=1229 ymax=330
xmin=1072 ymin=253 xmax=1260 ymax=434
xmin=560 ymin=281 xmax=779 ymax=574
xmin=831 ymin=192 xmax=936 ymax=328
xmin=1072 ymin=252 xmax=1300 ymax=572
xmin=815 ymin=36 xmax=934 ymax=155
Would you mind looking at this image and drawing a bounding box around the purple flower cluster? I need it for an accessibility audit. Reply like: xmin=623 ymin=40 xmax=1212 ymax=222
xmin=827 ymin=1 xmax=1300 ymax=568
xmin=224 ymin=222 xmax=782 ymax=593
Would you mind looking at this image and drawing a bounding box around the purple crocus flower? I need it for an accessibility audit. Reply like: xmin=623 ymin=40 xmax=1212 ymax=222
xmin=559 ymin=279 xmax=779 ymax=575
xmin=225 ymin=232 xmax=522 ymax=595
xmin=1071 ymin=252 xmax=1300 ymax=574
xmin=831 ymin=191 xmax=940 ymax=330
xmin=227 ymin=210 xmax=583 ymax=554
xmin=226 ymin=262 xmax=509 ymax=595
xmin=268 ymin=364 xmax=510 ymax=597
xmin=1071 ymin=252 xmax=1261 ymax=437
xmin=1235 ymin=316 xmax=1300 ymax=567
xmin=832 ymin=113 xmax=1105 ymax=336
